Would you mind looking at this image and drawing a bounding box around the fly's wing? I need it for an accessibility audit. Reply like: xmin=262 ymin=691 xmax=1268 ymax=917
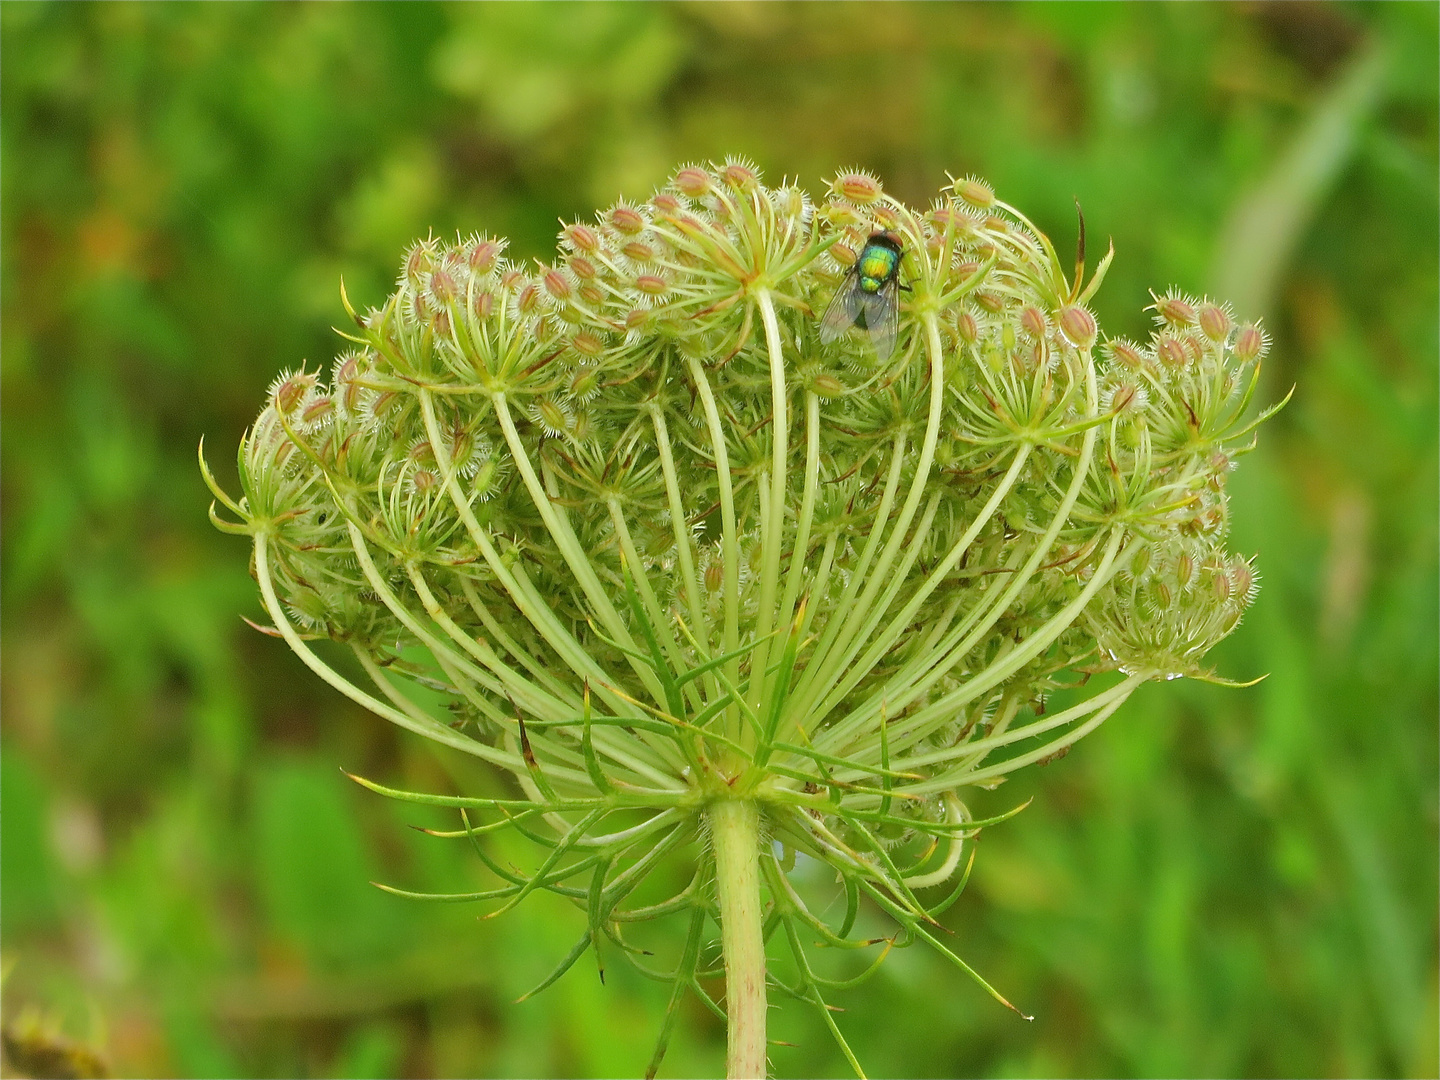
xmin=860 ymin=282 xmax=900 ymax=362
xmin=819 ymin=275 xmax=863 ymax=344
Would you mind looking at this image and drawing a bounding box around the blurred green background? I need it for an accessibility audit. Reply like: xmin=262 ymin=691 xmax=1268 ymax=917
xmin=3 ymin=3 xmax=1436 ymax=1077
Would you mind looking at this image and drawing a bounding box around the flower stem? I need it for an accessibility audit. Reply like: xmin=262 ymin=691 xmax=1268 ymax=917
xmin=709 ymin=798 xmax=767 ymax=1079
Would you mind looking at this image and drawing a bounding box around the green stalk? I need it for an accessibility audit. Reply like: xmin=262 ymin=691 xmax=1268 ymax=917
xmin=708 ymin=798 xmax=767 ymax=1079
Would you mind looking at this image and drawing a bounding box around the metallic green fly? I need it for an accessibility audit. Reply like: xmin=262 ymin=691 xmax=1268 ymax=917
xmin=819 ymin=231 xmax=904 ymax=361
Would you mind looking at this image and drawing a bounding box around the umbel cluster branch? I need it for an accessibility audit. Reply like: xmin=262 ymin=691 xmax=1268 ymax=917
xmin=204 ymin=161 xmax=1279 ymax=1079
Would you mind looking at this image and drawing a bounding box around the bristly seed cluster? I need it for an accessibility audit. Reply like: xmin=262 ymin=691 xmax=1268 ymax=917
xmin=205 ymin=158 xmax=1281 ymax=1069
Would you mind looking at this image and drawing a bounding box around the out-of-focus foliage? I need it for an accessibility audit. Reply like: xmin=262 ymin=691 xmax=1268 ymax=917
xmin=2 ymin=3 xmax=1434 ymax=1078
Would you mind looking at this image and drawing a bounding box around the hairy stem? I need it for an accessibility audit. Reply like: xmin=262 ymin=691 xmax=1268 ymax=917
xmin=709 ymin=798 xmax=767 ymax=1079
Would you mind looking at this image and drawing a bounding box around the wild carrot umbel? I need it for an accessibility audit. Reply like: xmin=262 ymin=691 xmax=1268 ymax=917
xmin=204 ymin=160 xmax=1282 ymax=1079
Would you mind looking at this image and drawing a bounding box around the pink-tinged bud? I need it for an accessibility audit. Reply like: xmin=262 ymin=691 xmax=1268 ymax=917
xmin=809 ymin=372 xmax=846 ymax=398
xmin=1233 ymin=323 xmax=1268 ymax=363
xmin=953 ymin=177 xmax=995 ymax=209
xmin=543 ymin=268 xmax=573 ymax=301
xmin=1020 ymin=306 xmax=1047 ymax=339
xmin=1059 ymin=305 xmax=1097 ymax=346
xmin=429 ymin=269 xmax=457 ymax=303
xmin=621 ymin=240 xmax=655 ymax=263
xmin=872 ymin=205 xmax=899 ymax=229
xmin=634 ymin=274 xmax=669 ymax=296
xmin=651 ymin=193 xmax=681 ymax=214
xmin=466 ymin=239 xmax=501 ymax=274
xmin=975 ymin=291 xmax=1004 ymax=314
xmin=272 ymin=372 xmax=317 ymax=414
xmin=1156 ymin=336 xmax=1187 ymax=367
xmin=673 ymin=166 xmax=713 ymax=198
xmin=411 ymin=468 xmax=438 ymax=494
xmin=1210 ymin=451 xmax=1233 ymax=476
xmin=500 ymin=268 xmax=524 ymax=290
xmin=472 ymin=291 xmax=494 ymax=319
xmin=1183 ymin=333 xmax=1205 ymax=364
xmin=1152 ymin=294 xmax=1196 ymax=326
xmin=704 ymin=560 xmax=723 ymax=594
xmin=625 ymin=308 xmax=651 ymax=331
xmin=1197 ymin=302 xmax=1231 ymax=341
xmin=955 ymin=260 xmax=980 ymax=277
xmin=833 ymin=171 xmax=883 ymax=205
xmin=956 ymin=310 xmax=979 ymax=344
xmin=1211 ymin=566 xmax=1233 ymax=602
xmin=579 ymin=283 xmax=605 ymax=305
xmin=721 ymin=160 xmax=759 ymax=190
xmin=568 ymin=255 xmax=597 ymax=280
xmin=432 ymin=308 xmax=452 ymax=337
xmin=564 ymin=224 xmax=601 ymax=254
xmin=830 ymin=242 xmax=857 ymax=268
xmin=571 ymin=331 xmax=604 ymax=358
xmin=609 ymin=206 xmax=646 ymax=235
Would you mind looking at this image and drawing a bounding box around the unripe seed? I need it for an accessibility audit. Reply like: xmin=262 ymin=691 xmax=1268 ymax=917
xmin=609 ymin=206 xmax=646 ymax=235
xmin=956 ymin=310 xmax=979 ymax=344
xmin=954 ymin=177 xmax=995 ymax=209
xmin=833 ymin=171 xmax=883 ymax=205
xmin=1059 ymin=305 xmax=1097 ymax=346
xmin=1020 ymin=306 xmax=1047 ymax=339
xmin=1156 ymin=336 xmax=1187 ymax=367
xmin=543 ymin=268 xmax=573 ymax=301
xmin=565 ymin=224 xmax=601 ymax=254
xmin=809 ymin=372 xmax=846 ymax=398
xmin=1197 ymin=303 xmax=1231 ymax=340
xmin=673 ymin=166 xmax=712 ymax=198
xmin=635 ymin=274 xmax=669 ymax=296
xmin=467 ymin=238 xmax=502 ymax=273
xmin=1234 ymin=323 xmax=1267 ymax=363
xmin=1153 ymin=294 xmax=1196 ymax=326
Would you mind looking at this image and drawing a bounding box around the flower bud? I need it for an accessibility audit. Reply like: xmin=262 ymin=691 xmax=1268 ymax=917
xmin=634 ymin=274 xmax=669 ymax=297
xmin=833 ymin=171 xmax=883 ymax=205
xmin=975 ymin=292 xmax=1004 ymax=314
xmin=568 ymin=255 xmax=598 ymax=281
xmin=651 ymin=193 xmax=681 ymax=215
xmin=1020 ymin=306 xmax=1047 ymax=339
xmin=953 ymin=177 xmax=995 ymax=209
xmin=1197 ymin=302 xmax=1231 ymax=341
xmin=472 ymin=291 xmax=494 ymax=320
xmin=1059 ymin=305 xmax=1097 ymax=346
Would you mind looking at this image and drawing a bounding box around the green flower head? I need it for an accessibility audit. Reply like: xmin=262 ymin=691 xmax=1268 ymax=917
xmin=204 ymin=159 xmax=1281 ymax=1075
